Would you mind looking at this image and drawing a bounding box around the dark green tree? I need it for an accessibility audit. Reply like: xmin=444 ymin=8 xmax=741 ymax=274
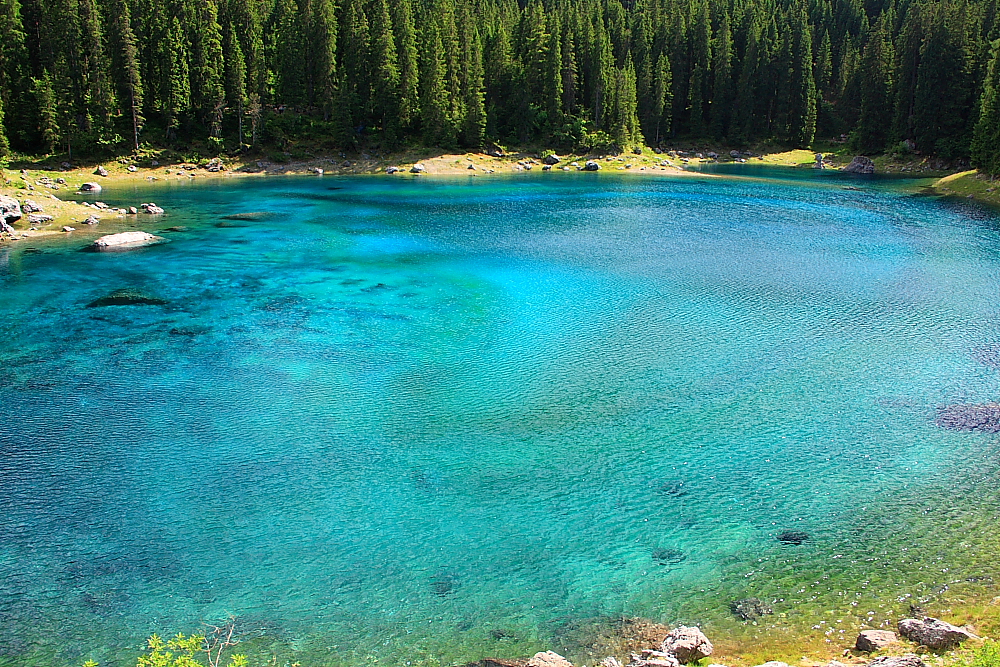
xmin=972 ymin=38 xmax=1000 ymax=174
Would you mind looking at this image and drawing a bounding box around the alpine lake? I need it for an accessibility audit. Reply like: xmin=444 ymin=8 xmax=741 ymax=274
xmin=3 ymin=166 xmax=1000 ymax=667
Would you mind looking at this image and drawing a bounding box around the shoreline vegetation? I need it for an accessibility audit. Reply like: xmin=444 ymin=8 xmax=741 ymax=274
xmin=1 ymin=146 xmax=994 ymax=246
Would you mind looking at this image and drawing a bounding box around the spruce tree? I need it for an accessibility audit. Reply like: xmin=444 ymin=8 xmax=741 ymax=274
xmin=32 ymin=71 xmax=60 ymax=153
xmin=0 ymin=0 xmax=30 ymax=148
xmin=164 ymin=15 xmax=191 ymax=139
xmin=190 ymin=0 xmax=226 ymax=139
xmin=788 ymin=4 xmax=817 ymax=147
xmin=420 ymin=19 xmax=451 ymax=145
xmin=972 ymin=38 xmax=1000 ymax=175
xmin=313 ymin=0 xmax=337 ymax=121
xmin=687 ymin=0 xmax=711 ymax=137
xmin=106 ymin=0 xmax=144 ymax=150
xmin=369 ymin=0 xmax=399 ymax=140
xmin=459 ymin=0 xmax=486 ymax=147
xmin=710 ymin=11 xmax=733 ymax=139
xmin=78 ymin=0 xmax=114 ymax=134
xmin=223 ymin=20 xmax=246 ymax=147
xmin=853 ymin=17 xmax=893 ymax=153
xmin=651 ymin=51 xmax=673 ymax=144
xmin=392 ymin=0 xmax=420 ymax=131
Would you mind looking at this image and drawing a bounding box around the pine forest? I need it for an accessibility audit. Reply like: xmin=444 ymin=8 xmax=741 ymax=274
xmin=1 ymin=0 xmax=999 ymax=173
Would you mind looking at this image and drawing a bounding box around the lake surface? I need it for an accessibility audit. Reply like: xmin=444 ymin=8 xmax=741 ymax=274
xmin=3 ymin=170 xmax=1000 ymax=666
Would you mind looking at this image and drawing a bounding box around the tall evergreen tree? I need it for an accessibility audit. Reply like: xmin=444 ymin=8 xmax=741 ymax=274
xmin=710 ymin=10 xmax=733 ymax=139
xmin=106 ymin=0 xmax=144 ymax=150
xmin=687 ymin=0 xmax=712 ymax=136
xmin=369 ymin=0 xmax=400 ymax=140
xmin=788 ymin=4 xmax=817 ymax=146
xmin=393 ymin=0 xmax=420 ymax=130
xmin=972 ymin=38 xmax=1000 ymax=174
xmin=853 ymin=17 xmax=893 ymax=152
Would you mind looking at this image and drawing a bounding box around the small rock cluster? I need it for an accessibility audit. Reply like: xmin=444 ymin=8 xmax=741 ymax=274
xmin=473 ymin=614 xmax=979 ymax=667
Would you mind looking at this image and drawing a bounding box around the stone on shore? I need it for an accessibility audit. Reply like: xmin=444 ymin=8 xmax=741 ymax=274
xmin=584 ymin=161 xmax=600 ymax=171
xmin=386 ymin=166 xmax=399 ymax=174
xmin=543 ymin=154 xmax=561 ymax=165
xmin=526 ymin=651 xmax=573 ymax=667
xmin=1 ymin=195 xmax=22 ymax=223
xmin=661 ymin=626 xmax=713 ymax=664
xmin=628 ymin=651 xmax=679 ymax=667
xmin=79 ymin=182 xmax=102 ymax=193
xmin=843 ymin=156 xmax=876 ymax=174
xmin=141 ymin=203 xmax=165 ymax=214
xmin=22 ymin=199 xmax=43 ymax=213
xmin=866 ymin=655 xmax=925 ymax=667
xmin=410 ymin=164 xmax=426 ymax=173
xmin=856 ymin=630 xmax=899 ymax=652
xmin=92 ymin=231 xmax=163 ymax=249
xmin=898 ymin=617 xmax=977 ymax=650
xmin=600 ymin=658 xmax=623 ymax=667
xmin=28 ymin=213 xmax=54 ymax=224
xmin=754 ymin=662 xmax=789 ymax=667
xmin=94 ymin=165 xmax=109 ymax=177
xmin=62 ymin=226 xmax=76 ymax=232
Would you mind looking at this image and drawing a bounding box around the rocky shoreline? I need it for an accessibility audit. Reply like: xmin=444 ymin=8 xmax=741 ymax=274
xmin=476 ymin=617 xmax=982 ymax=667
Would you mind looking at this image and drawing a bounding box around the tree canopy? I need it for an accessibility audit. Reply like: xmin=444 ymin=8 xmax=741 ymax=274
xmin=0 ymin=0 xmax=997 ymax=171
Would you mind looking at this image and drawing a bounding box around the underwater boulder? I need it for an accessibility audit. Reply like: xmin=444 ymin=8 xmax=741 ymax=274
xmin=222 ymin=211 xmax=279 ymax=221
xmin=729 ymin=597 xmax=773 ymax=621
xmin=776 ymin=531 xmax=809 ymax=545
xmin=87 ymin=288 xmax=168 ymax=308
xmin=865 ymin=656 xmax=925 ymax=667
xmin=936 ymin=403 xmax=1000 ymax=432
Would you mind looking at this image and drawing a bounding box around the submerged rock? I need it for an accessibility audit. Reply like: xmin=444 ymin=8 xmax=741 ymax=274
xmin=936 ymin=403 xmax=1000 ymax=432
xmin=652 ymin=548 xmax=686 ymax=565
xmin=629 ymin=651 xmax=679 ymax=667
xmin=856 ymin=630 xmax=899 ymax=652
xmin=429 ymin=572 xmax=457 ymax=597
xmin=661 ymin=626 xmax=713 ymax=664
xmin=730 ymin=597 xmax=773 ymax=621
xmin=222 ymin=211 xmax=278 ymax=221
xmin=87 ymin=288 xmax=168 ymax=308
xmin=92 ymin=231 xmax=163 ymax=250
xmin=898 ymin=617 xmax=977 ymax=650
xmin=776 ymin=531 xmax=809 ymax=545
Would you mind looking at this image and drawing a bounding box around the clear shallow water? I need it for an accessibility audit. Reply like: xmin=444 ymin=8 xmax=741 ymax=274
xmin=2 ymin=171 xmax=1000 ymax=666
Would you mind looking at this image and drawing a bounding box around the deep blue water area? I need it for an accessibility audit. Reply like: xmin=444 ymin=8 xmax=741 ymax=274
xmin=3 ymin=171 xmax=1000 ymax=666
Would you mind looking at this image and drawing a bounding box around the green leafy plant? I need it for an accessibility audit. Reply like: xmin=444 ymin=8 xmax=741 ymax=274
xmin=83 ymin=618 xmax=247 ymax=667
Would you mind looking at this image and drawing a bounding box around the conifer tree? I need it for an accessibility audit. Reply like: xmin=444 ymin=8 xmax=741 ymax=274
xmin=560 ymin=13 xmax=579 ymax=116
xmin=853 ymin=17 xmax=893 ymax=153
xmin=0 ymin=95 xmax=8 ymax=156
xmin=164 ymin=15 xmax=191 ymax=139
xmin=223 ymin=20 xmax=246 ymax=147
xmin=392 ymin=0 xmax=420 ymax=130
xmin=190 ymin=0 xmax=226 ymax=139
xmin=650 ymin=51 xmax=673 ymax=144
xmin=313 ymin=0 xmax=337 ymax=120
xmin=106 ymin=0 xmax=144 ymax=150
xmin=369 ymin=0 xmax=400 ymax=140
xmin=788 ymin=4 xmax=817 ymax=146
xmin=972 ymin=38 xmax=1000 ymax=175
xmin=420 ymin=19 xmax=451 ymax=145
xmin=78 ymin=0 xmax=114 ymax=133
xmin=0 ymin=0 xmax=30 ymax=148
xmin=340 ymin=0 xmax=371 ymax=134
xmin=459 ymin=0 xmax=486 ymax=146
xmin=687 ymin=0 xmax=711 ymax=136
xmin=710 ymin=11 xmax=733 ymax=139
xmin=32 ymin=71 xmax=60 ymax=153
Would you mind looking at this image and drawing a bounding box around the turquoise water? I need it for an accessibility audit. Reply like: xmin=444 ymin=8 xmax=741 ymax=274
xmin=3 ymin=171 xmax=1000 ymax=666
